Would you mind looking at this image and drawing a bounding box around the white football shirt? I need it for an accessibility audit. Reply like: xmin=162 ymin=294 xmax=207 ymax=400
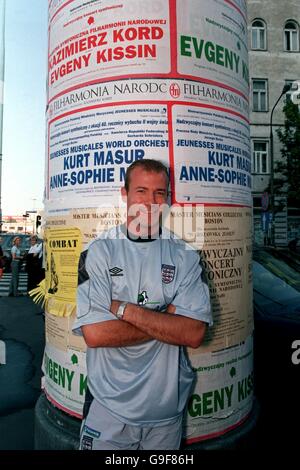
xmin=73 ymin=224 xmax=212 ymax=426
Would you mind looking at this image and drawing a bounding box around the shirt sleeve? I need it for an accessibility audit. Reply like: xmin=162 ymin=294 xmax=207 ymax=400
xmin=72 ymin=240 xmax=117 ymax=336
xmin=29 ymin=244 xmax=42 ymax=255
xmin=172 ymin=249 xmax=213 ymax=326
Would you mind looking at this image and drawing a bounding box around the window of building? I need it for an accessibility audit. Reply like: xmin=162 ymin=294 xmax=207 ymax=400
xmin=284 ymin=21 xmax=299 ymax=51
xmin=285 ymin=80 xmax=297 ymax=102
xmin=251 ymin=19 xmax=267 ymax=50
xmin=253 ymin=197 xmax=262 ymax=208
xmin=252 ymin=80 xmax=268 ymax=111
xmin=252 ymin=141 xmax=269 ymax=174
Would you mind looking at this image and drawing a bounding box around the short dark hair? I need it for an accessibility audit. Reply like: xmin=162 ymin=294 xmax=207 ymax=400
xmin=124 ymin=159 xmax=169 ymax=192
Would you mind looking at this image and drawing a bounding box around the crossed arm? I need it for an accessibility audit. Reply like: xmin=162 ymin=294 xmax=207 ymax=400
xmin=82 ymin=301 xmax=207 ymax=350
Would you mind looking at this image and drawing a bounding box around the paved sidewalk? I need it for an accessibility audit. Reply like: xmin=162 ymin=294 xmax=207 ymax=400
xmin=0 ymin=295 xmax=45 ymax=450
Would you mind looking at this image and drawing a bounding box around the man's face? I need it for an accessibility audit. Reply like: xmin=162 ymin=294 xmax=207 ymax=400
xmin=121 ymin=167 xmax=168 ymax=237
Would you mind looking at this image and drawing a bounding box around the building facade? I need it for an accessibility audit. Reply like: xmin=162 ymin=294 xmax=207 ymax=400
xmin=247 ymin=0 xmax=300 ymax=245
xmin=2 ymin=214 xmax=36 ymax=234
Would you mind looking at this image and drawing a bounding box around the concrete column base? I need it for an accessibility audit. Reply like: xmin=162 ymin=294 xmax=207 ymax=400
xmin=34 ymin=393 xmax=81 ymax=450
xmin=34 ymin=392 xmax=259 ymax=450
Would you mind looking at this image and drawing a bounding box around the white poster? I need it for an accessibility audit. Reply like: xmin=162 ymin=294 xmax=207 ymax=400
xmin=172 ymin=104 xmax=251 ymax=206
xmin=185 ymin=335 xmax=253 ymax=442
xmin=48 ymin=0 xmax=171 ymax=101
xmin=47 ymin=103 xmax=169 ymax=209
xmin=177 ymin=0 xmax=249 ymax=97
xmin=43 ymin=342 xmax=87 ymax=418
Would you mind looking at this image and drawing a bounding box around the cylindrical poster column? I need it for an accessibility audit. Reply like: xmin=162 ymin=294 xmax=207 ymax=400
xmin=43 ymin=0 xmax=252 ymax=443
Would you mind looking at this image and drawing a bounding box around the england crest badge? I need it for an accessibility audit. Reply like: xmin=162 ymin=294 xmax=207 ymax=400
xmin=161 ymin=264 xmax=175 ymax=284
xmin=137 ymin=291 xmax=149 ymax=305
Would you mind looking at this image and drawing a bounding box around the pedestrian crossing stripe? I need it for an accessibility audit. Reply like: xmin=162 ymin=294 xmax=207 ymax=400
xmin=0 ymin=273 xmax=28 ymax=296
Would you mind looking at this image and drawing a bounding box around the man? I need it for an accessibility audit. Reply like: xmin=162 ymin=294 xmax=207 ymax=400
xmin=73 ymin=159 xmax=212 ymax=450
xmin=26 ymin=235 xmax=43 ymax=292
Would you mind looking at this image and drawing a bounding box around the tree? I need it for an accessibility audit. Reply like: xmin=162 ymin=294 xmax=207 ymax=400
xmin=274 ymin=101 xmax=300 ymax=207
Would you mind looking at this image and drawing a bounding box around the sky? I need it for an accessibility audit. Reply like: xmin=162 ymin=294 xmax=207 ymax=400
xmin=2 ymin=0 xmax=47 ymax=215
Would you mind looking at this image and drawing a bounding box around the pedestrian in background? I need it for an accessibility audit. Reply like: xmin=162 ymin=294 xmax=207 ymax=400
xmin=0 ymin=237 xmax=4 ymax=279
xmin=26 ymin=235 xmax=43 ymax=292
xmin=8 ymin=237 xmax=23 ymax=297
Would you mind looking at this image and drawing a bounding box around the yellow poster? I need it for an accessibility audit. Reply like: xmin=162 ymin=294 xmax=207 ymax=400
xmin=193 ymin=207 xmax=253 ymax=353
xmin=44 ymin=227 xmax=82 ymax=317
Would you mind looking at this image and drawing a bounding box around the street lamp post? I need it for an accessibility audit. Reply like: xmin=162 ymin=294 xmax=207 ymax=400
xmin=23 ymin=212 xmax=29 ymax=235
xmin=269 ymin=83 xmax=291 ymax=245
xmin=0 ymin=1 xmax=5 ymax=234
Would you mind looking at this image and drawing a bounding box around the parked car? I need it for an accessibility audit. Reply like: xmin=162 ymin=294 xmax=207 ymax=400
xmin=253 ymin=247 xmax=300 ymax=319
xmin=252 ymin=246 xmax=300 ymax=447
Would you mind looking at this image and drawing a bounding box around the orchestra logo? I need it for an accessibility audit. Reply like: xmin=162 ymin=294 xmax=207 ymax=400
xmin=169 ymin=83 xmax=180 ymax=99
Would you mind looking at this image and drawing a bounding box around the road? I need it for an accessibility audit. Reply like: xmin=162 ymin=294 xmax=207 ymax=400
xmin=0 ymin=295 xmax=45 ymax=450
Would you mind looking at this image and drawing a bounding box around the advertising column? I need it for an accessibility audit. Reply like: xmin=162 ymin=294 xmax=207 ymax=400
xmin=44 ymin=0 xmax=252 ymax=443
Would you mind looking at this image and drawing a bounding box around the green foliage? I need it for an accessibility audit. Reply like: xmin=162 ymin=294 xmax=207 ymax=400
xmin=275 ymin=101 xmax=300 ymax=207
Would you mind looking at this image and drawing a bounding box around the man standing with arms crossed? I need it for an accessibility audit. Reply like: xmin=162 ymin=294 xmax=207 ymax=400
xmin=73 ymin=159 xmax=212 ymax=450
